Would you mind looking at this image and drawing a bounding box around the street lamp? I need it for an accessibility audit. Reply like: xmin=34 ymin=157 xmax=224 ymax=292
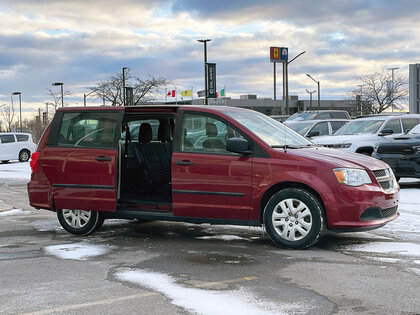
xmin=197 ymin=39 xmax=212 ymax=105
xmin=306 ymin=89 xmax=316 ymax=109
xmin=357 ymin=84 xmax=364 ymax=116
xmin=52 ymin=82 xmax=64 ymax=107
xmin=122 ymin=67 xmax=128 ymax=106
xmin=387 ymin=67 xmax=399 ymax=114
xmin=306 ymin=74 xmax=320 ymax=109
xmin=12 ymin=92 xmax=22 ymax=132
xmin=84 ymin=89 xmax=105 ymax=106
xmin=285 ymin=51 xmax=306 ymax=114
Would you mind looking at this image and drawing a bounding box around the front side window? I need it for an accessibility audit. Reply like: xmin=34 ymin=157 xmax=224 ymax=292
xmin=0 ymin=135 xmax=15 ymax=143
xmin=311 ymin=122 xmax=329 ymax=136
xmin=382 ymin=119 xmax=402 ymax=134
xmin=181 ymin=113 xmax=242 ymax=154
xmin=58 ymin=112 xmax=118 ymax=148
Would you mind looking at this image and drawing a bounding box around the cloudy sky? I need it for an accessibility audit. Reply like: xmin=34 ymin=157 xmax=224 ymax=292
xmin=1 ymin=0 xmax=419 ymax=118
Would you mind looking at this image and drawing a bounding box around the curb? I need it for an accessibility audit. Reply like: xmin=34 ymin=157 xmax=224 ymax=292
xmin=0 ymin=203 xmax=14 ymax=212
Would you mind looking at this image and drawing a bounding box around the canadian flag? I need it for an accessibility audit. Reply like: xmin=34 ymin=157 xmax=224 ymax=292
xmin=167 ymin=90 xmax=175 ymax=97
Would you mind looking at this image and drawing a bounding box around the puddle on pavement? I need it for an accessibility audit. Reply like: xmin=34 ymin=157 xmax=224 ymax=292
xmin=186 ymin=253 xmax=254 ymax=265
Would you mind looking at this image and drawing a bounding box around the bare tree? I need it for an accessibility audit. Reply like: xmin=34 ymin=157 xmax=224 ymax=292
xmin=0 ymin=97 xmax=16 ymax=132
xmin=45 ymin=88 xmax=71 ymax=115
xmin=348 ymin=68 xmax=409 ymax=114
xmin=91 ymin=69 xmax=171 ymax=106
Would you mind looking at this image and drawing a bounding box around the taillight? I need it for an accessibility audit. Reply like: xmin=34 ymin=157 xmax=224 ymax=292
xmin=30 ymin=152 xmax=40 ymax=173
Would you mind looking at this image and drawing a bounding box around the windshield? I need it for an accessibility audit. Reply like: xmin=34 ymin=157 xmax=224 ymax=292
xmin=409 ymin=123 xmax=420 ymax=134
xmin=334 ymin=119 xmax=384 ymax=135
xmin=287 ymin=122 xmax=313 ymax=135
xmin=224 ymin=110 xmax=311 ymax=147
xmin=286 ymin=112 xmax=318 ymax=121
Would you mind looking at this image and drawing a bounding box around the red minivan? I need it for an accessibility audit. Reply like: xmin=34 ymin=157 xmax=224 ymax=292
xmin=28 ymin=105 xmax=399 ymax=249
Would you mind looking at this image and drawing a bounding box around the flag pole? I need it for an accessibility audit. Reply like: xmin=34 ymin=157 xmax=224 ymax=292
xmin=192 ymin=86 xmax=194 ymax=101
xmin=175 ymin=86 xmax=177 ymax=105
xmin=165 ymin=88 xmax=167 ymax=103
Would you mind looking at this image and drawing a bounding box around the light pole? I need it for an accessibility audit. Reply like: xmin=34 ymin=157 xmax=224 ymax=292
xmin=285 ymin=51 xmax=306 ymax=114
xmin=52 ymin=82 xmax=64 ymax=107
xmin=306 ymin=74 xmax=320 ymax=109
xmin=306 ymin=89 xmax=316 ymax=109
xmin=84 ymin=89 xmax=104 ymax=106
xmin=357 ymin=84 xmax=364 ymax=116
xmin=122 ymin=67 xmax=128 ymax=106
xmin=12 ymin=92 xmax=22 ymax=131
xmin=197 ymin=39 xmax=212 ymax=105
xmin=387 ymin=67 xmax=399 ymax=114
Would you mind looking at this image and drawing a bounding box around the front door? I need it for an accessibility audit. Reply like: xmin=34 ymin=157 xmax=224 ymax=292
xmin=42 ymin=110 xmax=122 ymax=212
xmin=172 ymin=112 xmax=252 ymax=221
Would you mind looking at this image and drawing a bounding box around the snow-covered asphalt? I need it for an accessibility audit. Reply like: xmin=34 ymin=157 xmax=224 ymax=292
xmin=0 ymin=161 xmax=419 ymax=314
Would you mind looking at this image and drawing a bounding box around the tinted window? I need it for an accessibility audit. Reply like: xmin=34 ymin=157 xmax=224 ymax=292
xmin=330 ymin=121 xmax=347 ymax=133
xmin=331 ymin=112 xmax=348 ymax=119
xmin=310 ymin=122 xmax=329 ymax=136
xmin=401 ymin=118 xmax=419 ymax=133
xmin=181 ymin=113 xmax=242 ymax=155
xmin=0 ymin=135 xmax=15 ymax=143
xmin=316 ymin=112 xmax=330 ymax=119
xmin=58 ymin=112 xmax=119 ymax=148
xmin=383 ymin=119 xmax=402 ymax=134
xmin=16 ymin=134 xmax=29 ymax=142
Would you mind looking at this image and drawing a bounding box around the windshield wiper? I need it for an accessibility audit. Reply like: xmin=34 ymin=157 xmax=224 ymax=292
xmin=271 ymin=144 xmax=312 ymax=149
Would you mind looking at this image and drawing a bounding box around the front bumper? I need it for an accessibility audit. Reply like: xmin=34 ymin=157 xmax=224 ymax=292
xmin=322 ymin=184 xmax=400 ymax=230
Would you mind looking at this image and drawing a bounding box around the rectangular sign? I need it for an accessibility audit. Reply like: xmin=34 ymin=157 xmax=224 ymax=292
xmin=270 ymin=46 xmax=288 ymax=63
xmin=206 ymin=63 xmax=217 ymax=98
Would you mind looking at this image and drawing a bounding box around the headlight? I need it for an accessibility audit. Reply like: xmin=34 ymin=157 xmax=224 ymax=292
xmin=333 ymin=168 xmax=372 ymax=186
xmin=332 ymin=143 xmax=351 ymax=149
xmin=413 ymin=146 xmax=420 ymax=153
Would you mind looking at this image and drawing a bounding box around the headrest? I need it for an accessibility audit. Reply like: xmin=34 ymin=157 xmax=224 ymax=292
xmin=138 ymin=123 xmax=153 ymax=143
xmin=158 ymin=120 xmax=171 ymax=142
xmin=206 ymin=123 xmax=218 ymax=137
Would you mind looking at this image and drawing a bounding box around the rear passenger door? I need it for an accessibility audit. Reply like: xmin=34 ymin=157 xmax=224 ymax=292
xmin=42 ymin=110 xmax=123 ymax=212
xmin=0 ymin=134 xmax=18 ymax=160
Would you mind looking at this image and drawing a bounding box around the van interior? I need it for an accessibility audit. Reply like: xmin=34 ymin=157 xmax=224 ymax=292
xmin=118 ymin=113 xmax=175 ymax=210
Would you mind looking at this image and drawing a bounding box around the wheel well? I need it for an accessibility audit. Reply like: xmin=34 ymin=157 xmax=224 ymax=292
xmin=355 ymin=146 xmax=373 ymax=155
xmin=259 ymin=182 xmax=326 ymax=224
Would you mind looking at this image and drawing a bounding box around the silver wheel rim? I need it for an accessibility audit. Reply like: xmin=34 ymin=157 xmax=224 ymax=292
xmin=21 ymin=151 xmax=29 ymax=161
xmin=271 ymin=198 xmax=312 ymax=241
xmin=62 ymin=209 xmax=92 ymax=229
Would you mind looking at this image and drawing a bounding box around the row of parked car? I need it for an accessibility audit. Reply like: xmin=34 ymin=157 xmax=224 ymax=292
xmin=273 ymin=110 xmax=420 ymax=181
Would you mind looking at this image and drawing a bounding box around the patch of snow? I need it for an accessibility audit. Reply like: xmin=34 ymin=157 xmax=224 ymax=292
xmin=0 ymin=162 xmax=31 ymax=180
xmin=344 ymin=242 xmax=420 ymax=257
xmin=44 ymin=242 xmax=111 ymax=260
xmin=116 ymin=269 xmax=308 ymax=315
xmin=367 ymin=257 xmax=401 ymax=263
xmin=195 ymin=235 xmax=251 ymax=241
xmin=0 ymin=209 xmax=31 ymax=216
xmin=406 ymin=268 xmax=420 ymax=276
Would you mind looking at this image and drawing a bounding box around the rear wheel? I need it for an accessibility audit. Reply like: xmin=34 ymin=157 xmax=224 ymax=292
xmin=57 ymin=209 xmax=104 ymax=235
xmin=264 ymin=188 xmax=325 ymax=249
xmin=19 ymin=149 xmax=30 ymax=162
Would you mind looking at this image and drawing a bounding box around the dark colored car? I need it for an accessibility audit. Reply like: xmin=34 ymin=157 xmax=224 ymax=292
xmin=373 ymin=123 xmax=420 ymax=181
xmin=28 ymin=105 xmax=399 ymax=249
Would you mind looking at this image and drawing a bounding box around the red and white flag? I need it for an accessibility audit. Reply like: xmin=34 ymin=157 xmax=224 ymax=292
xmin=167 ymin=90 xmax=175 ymax=97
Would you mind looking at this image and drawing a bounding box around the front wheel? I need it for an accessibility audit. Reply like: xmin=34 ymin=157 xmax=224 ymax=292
xmin=57 ymin=209 xmax=104 ymax=235
xmin=264 ymin=188 xmax=325 ymax=249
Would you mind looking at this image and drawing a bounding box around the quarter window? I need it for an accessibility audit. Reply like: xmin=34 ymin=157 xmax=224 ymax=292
xmin=0 ymin=135 xmax=15 ymax=143
xmin=57 ymin=112 xmax=119 ymax=148
xmin=16 ymin=134 xmax=29 ymax=142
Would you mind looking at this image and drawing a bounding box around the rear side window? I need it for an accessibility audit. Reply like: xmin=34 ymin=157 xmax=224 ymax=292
xmin=16 ymin=134 xmax=29 ymax=142
xmin=402 ymin=118 xmax=419 ymax=133
xmin=0 ymin=135 xmax=15 ymax=143
xmin=383 ymin=119 xmax=402 ymax=134
xmin=57 ymin=112 xmax=119 ymax=148
xmin=331 ymin=121 xmax=347 ymax=133
xmin=331 ymin=112 xmax=348 ymax=119
xmin=316 ymin=112 xmax=330 ymax=119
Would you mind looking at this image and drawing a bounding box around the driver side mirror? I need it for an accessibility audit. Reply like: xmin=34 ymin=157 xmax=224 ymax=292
xmin=226 ymin=138 xmax=252 ymax=155
xmin=307 ymin=130 xmax=320 ymax=138
xmin=379 ymin=129 xmax=394 ymax=136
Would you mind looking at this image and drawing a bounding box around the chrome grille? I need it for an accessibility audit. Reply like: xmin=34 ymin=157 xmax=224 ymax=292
xmin=372 ymin=169 xmax=386 ymax=178
xmin=372 ymin=168 xmax=395 ymax=191
xmin=379 ymin=181 xmax=391 ymax=189
xmin=377 ymin=145 xmax=414 ymax=154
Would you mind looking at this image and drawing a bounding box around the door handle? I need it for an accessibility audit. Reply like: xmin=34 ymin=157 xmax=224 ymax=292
xmin=95 ymin=156 xmax=112 ymax=162
xmin=175 ymin=160 xmax=193 ymax=165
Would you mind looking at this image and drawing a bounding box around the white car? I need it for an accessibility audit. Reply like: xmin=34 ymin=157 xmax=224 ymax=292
xmin=285 ymin=119 xmax=349 ymax=138
xmin=0 ymin=132 xmax=37 ymax=163
xmin=311 ymin=114 xmax=420 ymax=155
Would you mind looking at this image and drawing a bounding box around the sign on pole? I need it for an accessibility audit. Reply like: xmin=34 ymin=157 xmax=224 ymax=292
xmin=206 ymin=63 xmax=217 ymax=98
xmin=270 ymin=47 xmax=288 ymax=63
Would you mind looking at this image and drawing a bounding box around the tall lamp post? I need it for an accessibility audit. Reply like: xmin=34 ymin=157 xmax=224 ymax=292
xmin=285 ymin=51 xmax=306 ymax=114
xmin=52 ymin=82 xmax=64 ymax=107
xmin=387 ymin=67 xmax=399 ymax=114
xmin=357 ymin=84 xmax=364 ymax=116
xmin=12 ymin=92 xmax=22 ymax=131
xmin=84 ymin=89 xmax=104 ymax=106
xmin=306 ymin=89 xmax=316 ymax=109
xmin=306 ymin=74 xmax=320 ymax=109
xmin=197 ymin=39 xmax=212 ymax=105
xmin=122 ymin=67 xmax=128 ymax=106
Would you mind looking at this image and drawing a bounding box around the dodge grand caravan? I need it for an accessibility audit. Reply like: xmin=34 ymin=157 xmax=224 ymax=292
xmin=28 ymin=106 xmax=400 ymax=249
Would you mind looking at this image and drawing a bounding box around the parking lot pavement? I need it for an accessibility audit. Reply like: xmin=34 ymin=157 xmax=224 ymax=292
xmin=0 ymin=177 xmax=419 ymax=314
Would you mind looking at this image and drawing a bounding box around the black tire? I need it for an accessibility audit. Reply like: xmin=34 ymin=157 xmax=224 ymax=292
xmin=57 ymin=209 xmax=104 ymax=235
xmin=263 ymin=188 xmax=325 ymax=249
xmin=1 ymin=160 xmax=9 ymax=164
xmin=19 ymin=149 xmax=30 ymax=162
xmin=395 ymin=176 xmax=401 ymax=182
